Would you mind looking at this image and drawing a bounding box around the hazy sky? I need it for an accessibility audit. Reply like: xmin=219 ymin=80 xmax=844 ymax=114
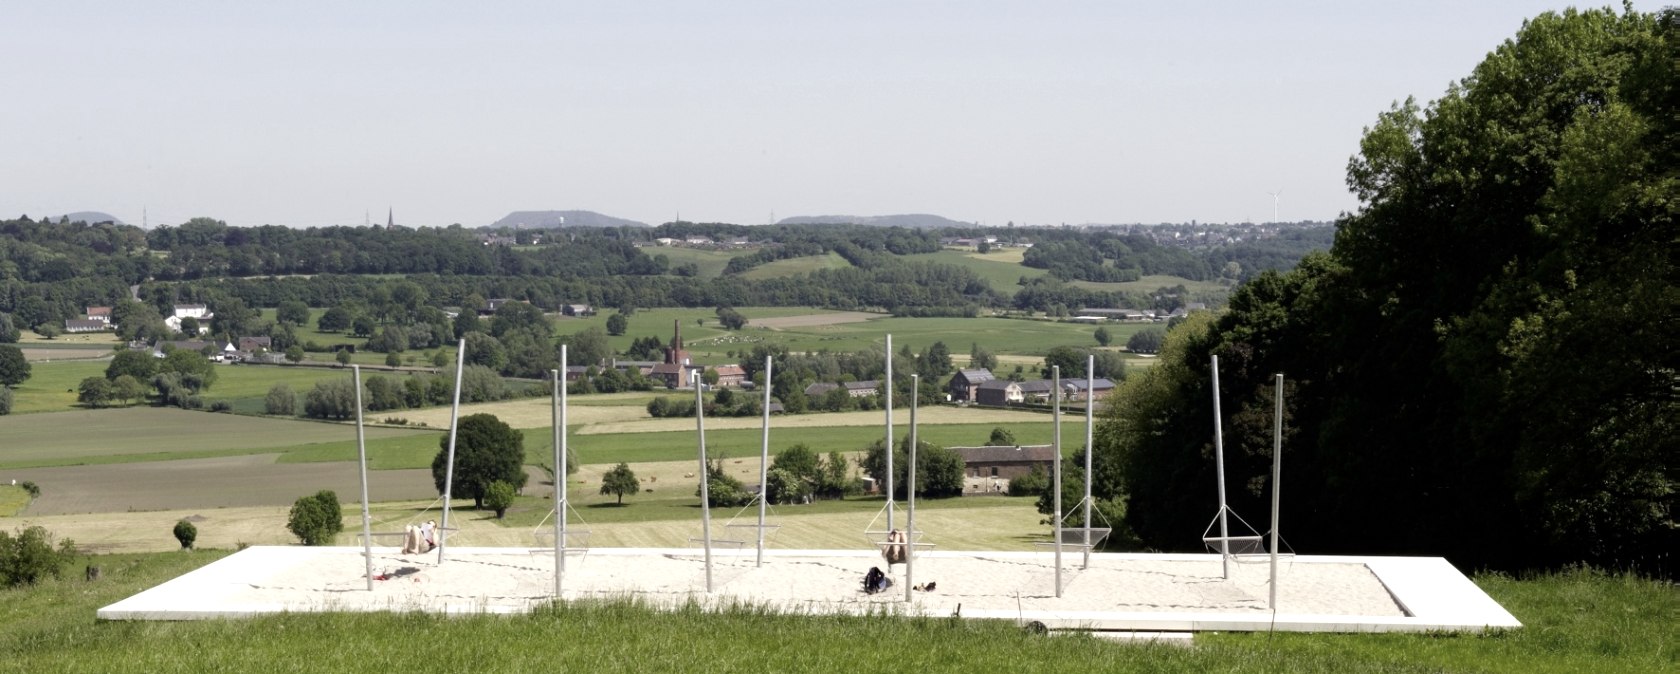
xmin=2 ymin=2 xmax=1659 ymax=229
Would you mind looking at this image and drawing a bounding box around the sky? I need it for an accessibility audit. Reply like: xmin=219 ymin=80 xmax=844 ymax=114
xmin=1 ymin=2 xmax=1662 ymax=229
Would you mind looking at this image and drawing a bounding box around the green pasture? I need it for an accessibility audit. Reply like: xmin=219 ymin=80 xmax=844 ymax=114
xmin=0 ymin=485 xmax=28 ymax=517
xmin=1 ymin=551 xmax=1673 ymax=673
xmin=688 ymin=316 xmax=1150 ymax=359
xmin=735 ymin=252 xmax=853 ymax=280
xmin=496 ymin=485 xmax=1035 ymax=529
xmin=3 ymin=360 xmax=107 ymax=414
xmin=1072 ymin=274 xmax=1230 ymax=296
xmin=0 ymin=408 xmax=433 ymax=469
xmin=904 ymin=249 xmax=1049 ymax=295
xmin=647 ymin=246 xmax=743 ymax=280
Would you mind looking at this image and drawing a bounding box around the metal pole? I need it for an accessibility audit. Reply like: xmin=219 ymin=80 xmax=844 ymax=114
xmin=885 ymin=334 xmax=894 ymax=532
xmin=1269 ymin=373 xmax=1284 ymax=611
xmin=757 ymin=356 xmax=772 ymax=567
xmin=437 ymin=338 xmax=466 ymax=564
xmin=1083 ymin=355 xmax=1094 ymax=570
xmin=353 ymin=366 xmax=372 ymax=591
xmin=695 ymin=370 xmax=714 ymax=592
xmin=558 ymin=349 xmax=569 ymax=592
xmin=1053 ymin=365 xmax=1063 ymax=598
xmin=1213 ymin=354 xmax=1231 ymax=580
xmin=905 ymin=373 xmax=918 ymax=603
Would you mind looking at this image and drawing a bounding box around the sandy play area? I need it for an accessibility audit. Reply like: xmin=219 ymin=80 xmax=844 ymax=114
xmin=98 ymin=546 xmax=1522 ymax=633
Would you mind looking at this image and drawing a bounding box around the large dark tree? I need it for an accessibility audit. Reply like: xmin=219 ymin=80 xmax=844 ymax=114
xmin=0 ymin=345 xmax=30 ymax=387
xmin=431 ymin=413 xmax=529 ymax=509
xmin=1103 ymin=8 xmax=1678 ymax=575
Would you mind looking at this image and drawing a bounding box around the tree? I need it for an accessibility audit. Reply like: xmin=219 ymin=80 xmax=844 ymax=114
xmin=562 ymin=327 xmax=612 ymax=369
xmin=303 ymin=378 xmax=358 ymax=419
xmin=767 ymin=444 xmax=821 ymax=504
xmin=431 ymin=414 xmax=527 ymax=509
xmin=716 ymin=306 xmax=748 ymax=330
xmin=106 ymin=349 xmax=159 ymax=382
xmin=318 ymin=306 xmax=353 ymax=333
xmin=335 ymin=349 xmax=352 ymax=366
xmin=0 ymin=525 xmax=77 ymax=587
xmin=286 ymin=491 xmax=343 ymax=546
xmin=606 ymin=311 xmax=629 ymax=336
xmin=0 ymin=313 xmax=18 ymax=343
xmin=1126 ymin=328 xmax=1165 ymax=354
xmin=484 ymin=481 xmax=516 ymax=519
xmin=1094 ymin=326 xmax=1112 ymax=347
xmin=0 ymin=387 xmax=11 ymax=415
xmin=0 ymin=345 xmax=31 ymax=387
xmin=696 ymin=458 xmax=752 ymax=507
xmin=969 ymin=343 xmax=998 ymax=371
xmin=599 ymin=462 xmax=641 ymax=505
xmin=276 ymin=300 xmax=311 ymax=326
xmin=265 ymin=383 xmax=297 ymax=416
xmin=111 ymin=375 xmax=145 ymax=405
xmin=77 ymin=376 xmax=114 ymax=408
xmin=172 ymin=520 xmax=197 ymax=549
xmin=385 ymin=352 xmax=402 ymax=367
xmin=34 ymin=323 xmax=60 ymax=340
xmin=159 ymin=349 xmax=216 ymax=391
xmin=986 ymin=427 xmax=1017 ymax=446
xmin=462 ymin=331 xmax=508 ymax=371
xmin=351 ymin=315 xmax=377 ymax=338
xmin=1104 ymin=8 xmax=1679 ymax=575
xmin=284 ymin=344 xmax=305 ymax=363
xmin=859 ymin=437 xmax=966 ymax=499
xmin=178 ymin=316 xmax=199 ymax=336
xmin=701 ymin=367 xmax=720 ymax=387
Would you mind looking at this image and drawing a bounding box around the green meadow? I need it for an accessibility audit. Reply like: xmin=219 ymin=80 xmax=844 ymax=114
xmin=0 ymin=553 xmax=1671 ymax=674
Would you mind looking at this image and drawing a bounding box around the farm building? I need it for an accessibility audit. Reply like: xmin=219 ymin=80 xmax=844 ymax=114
xmin=951 ymin=445 xmax=1057 ymax=481
xmin=949 ymin=368 xmax=995 ymax=402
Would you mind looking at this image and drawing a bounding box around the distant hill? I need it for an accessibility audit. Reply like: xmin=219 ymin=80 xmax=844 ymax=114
xmin=489 ymin=210 xmax=647 ymax=229
xmin=42 ymin=211 xmax=125 ymax=225
xmin=777 ymin=213 xmax=974 ymax=229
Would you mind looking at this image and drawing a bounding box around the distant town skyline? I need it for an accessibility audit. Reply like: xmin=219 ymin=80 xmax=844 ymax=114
xmin=3 ymin=2 xmax=1662 ymax=229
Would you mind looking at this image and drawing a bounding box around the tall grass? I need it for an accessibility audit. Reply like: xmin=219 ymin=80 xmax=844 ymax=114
xmin=1 ymin=551 xmax=1673 ymax=674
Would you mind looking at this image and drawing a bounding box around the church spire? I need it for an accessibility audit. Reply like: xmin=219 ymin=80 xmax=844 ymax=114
xmin=387 ymin=207 xmax=394 ymax=230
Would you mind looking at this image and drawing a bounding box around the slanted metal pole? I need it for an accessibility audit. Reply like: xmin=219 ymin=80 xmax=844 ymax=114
xmin=1053 ymin=366 xmax=1063 ymax=598
xmin=1083 ymin=355 xmax=1094 ymax=570
xmin=695 ymin=370 xmax=714 ymax=592
xmin=1269 ymin=373 xmax=1284 ymax=611
xmin=557 ymin=349 xmax=570 ymax=592
xmin=1213 ymin=354 xmax=1231 ymax=580
xmin=438 ymin=338 xmax=466 ymax=565
xmin=354 ymin=365 xmax=372 ymax=591
xmin=905 ymin=373 xmax=918 ymax=603
xmin=756 ymin=356 xmax=772 ymax=567
xmin=885 ymin=334 xmax=895 ymax=532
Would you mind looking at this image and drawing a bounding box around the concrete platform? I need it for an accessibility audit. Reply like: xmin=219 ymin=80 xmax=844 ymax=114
xmin=98 ymin=546 xmax=1521 ymax=633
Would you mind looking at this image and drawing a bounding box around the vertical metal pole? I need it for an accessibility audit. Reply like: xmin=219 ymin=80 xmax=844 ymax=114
xmin=1052 ymin=366 xmax=1063 ymax=598
xmin=757 ymin=356 xmax=772 ymax=567
xmin=353 ymin=366 xmax=372 ymax=591
xmin=558 ymin=348 xmax=569 ymax=590
xmin=437 ymin=338 xmax=466 ymax=565
xmin=695 ymin=370 xmax=714 ymax=592
xmin=1083 ymin=355 xmax=1094 ymax=570
xmin=1213 ymin=354 xmax=1231 ymax=580
xmin=1269 ymin=373 xmax=1284 ymax=611
xmin=884 ymin=334 xmax=895 ymax=532
xmin=905 ymin=373 xmax=918 ymax=603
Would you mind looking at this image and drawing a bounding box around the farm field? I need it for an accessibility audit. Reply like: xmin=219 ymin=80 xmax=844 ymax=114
xmin=903 ymin=248 xmax=1049 ymax=294
xmin=1072 ymin=274 xmax=1230 ymax=295
xmin=3 ymin=360 xmax=107 ymax=414
xmin=735 ymin=252 xmax=853 ymax=280
xmin=680 ymin=315 xmax=1150 ymax=359
xmin=646 ymin=246 xmax=744 ymax=279
xmin=0 ymin=407 xmax=432 ymax=468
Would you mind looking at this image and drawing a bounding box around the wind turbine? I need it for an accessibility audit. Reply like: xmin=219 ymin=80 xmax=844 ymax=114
xmin=1267 ymin=190 xmax=1283 ymax=224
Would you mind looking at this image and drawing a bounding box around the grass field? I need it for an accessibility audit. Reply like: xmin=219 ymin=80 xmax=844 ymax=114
xmin=0 ymin=551 xmax=1671 ymax=673
xmin=0 ymin=485 xmax=28 ymax=517
xmin=0 ymin=407 xmax=433 ymax=469
xmin=647 ymin=246 xmax=745 ymax=280
xmin=1072 ymin=274 xmax=1231 ymax=295
xmin=903 ymin=249 xmax=1049 ymax=295
xmin=735 ymin=252 xmax=854 ymax=280
xmin=3 ymin=359 xmax=455 ymax=416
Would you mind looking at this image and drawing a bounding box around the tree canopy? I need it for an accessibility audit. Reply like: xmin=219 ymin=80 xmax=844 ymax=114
xmin=1100 ymin=8 xmax=1678 ymax=575
xmin=432 ymin=413 xmax=529 ymax=509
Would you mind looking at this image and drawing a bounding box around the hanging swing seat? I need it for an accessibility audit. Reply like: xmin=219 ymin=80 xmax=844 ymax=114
xmin=1033 ymin=527 xmax=1112 ymax=550
xmin=1201 ymin=508 xmax=1268 ymax=555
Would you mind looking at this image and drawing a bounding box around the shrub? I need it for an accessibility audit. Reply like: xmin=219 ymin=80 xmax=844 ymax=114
xmin=286 ymin=490 xmax=344 ymax=546
xmin=0 ymin=525 xmax=77 ymax=587
xmin=209 ymin=400 xmax=233 ymax=413
xmin=264 ymin=383 xmax=297 ymax=416
xmin=1008 ymin=464 xmax=1050 ymax=497
xmin=484 ymin=481 xmax=515 ymax=519
xmin=19 ymin=481 xmax=39 ymax=499
xmin=173 ymin=520 xmax=197 ymax=549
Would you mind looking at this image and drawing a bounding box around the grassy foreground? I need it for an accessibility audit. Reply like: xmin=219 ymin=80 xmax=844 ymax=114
xmin=0 ymin=552 xmax=1672 ymax=673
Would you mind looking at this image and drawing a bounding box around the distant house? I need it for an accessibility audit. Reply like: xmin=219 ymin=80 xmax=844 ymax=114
xmin=843 ymin=380 xmax=880 ymax=397
xmin=649 ymin=362 xmax=696 ymax=389
xmin=1015 ymin=379 xmax=1057 ymax=403
xmin=804 ymin=382 xmax=840 ymax=397
xmin=951 ymin=445 xmax=1058 ymax=481
xmin=85 ymin=306 xmax=112 ymax=323
xmin=173 ymin=304 xmax=211 ymax=319
xmin=164 ymin=315 xmax=211 ymax=335
xmin=64 ymin=318 xmax=108 ymax=333
xmin=610 ymin=359 xmax=659 ymax=376
xmin=565 ymin=365 xmax=589 ymax=382
xmin=481 ymin=298 xmax=512 ymax=316
xmin=1061 ymin=377 xmax=1116 ymax=402
xmin=975 ymin=379 xmax=1022 ymax=406
xmin=684 ymin=236 xmax=714 ymax=246
xmin=563 ymin=304 xmax=595 ymax=317
xmin=948 ymin=369 xmax=995 ymax=402
xmin=655 ymin=237 xmax=678 ymax=246
xmin=713 ymin=364 xmax=748 ymax=388
xmin=237 ymin=336 xmax=272 ymax=353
